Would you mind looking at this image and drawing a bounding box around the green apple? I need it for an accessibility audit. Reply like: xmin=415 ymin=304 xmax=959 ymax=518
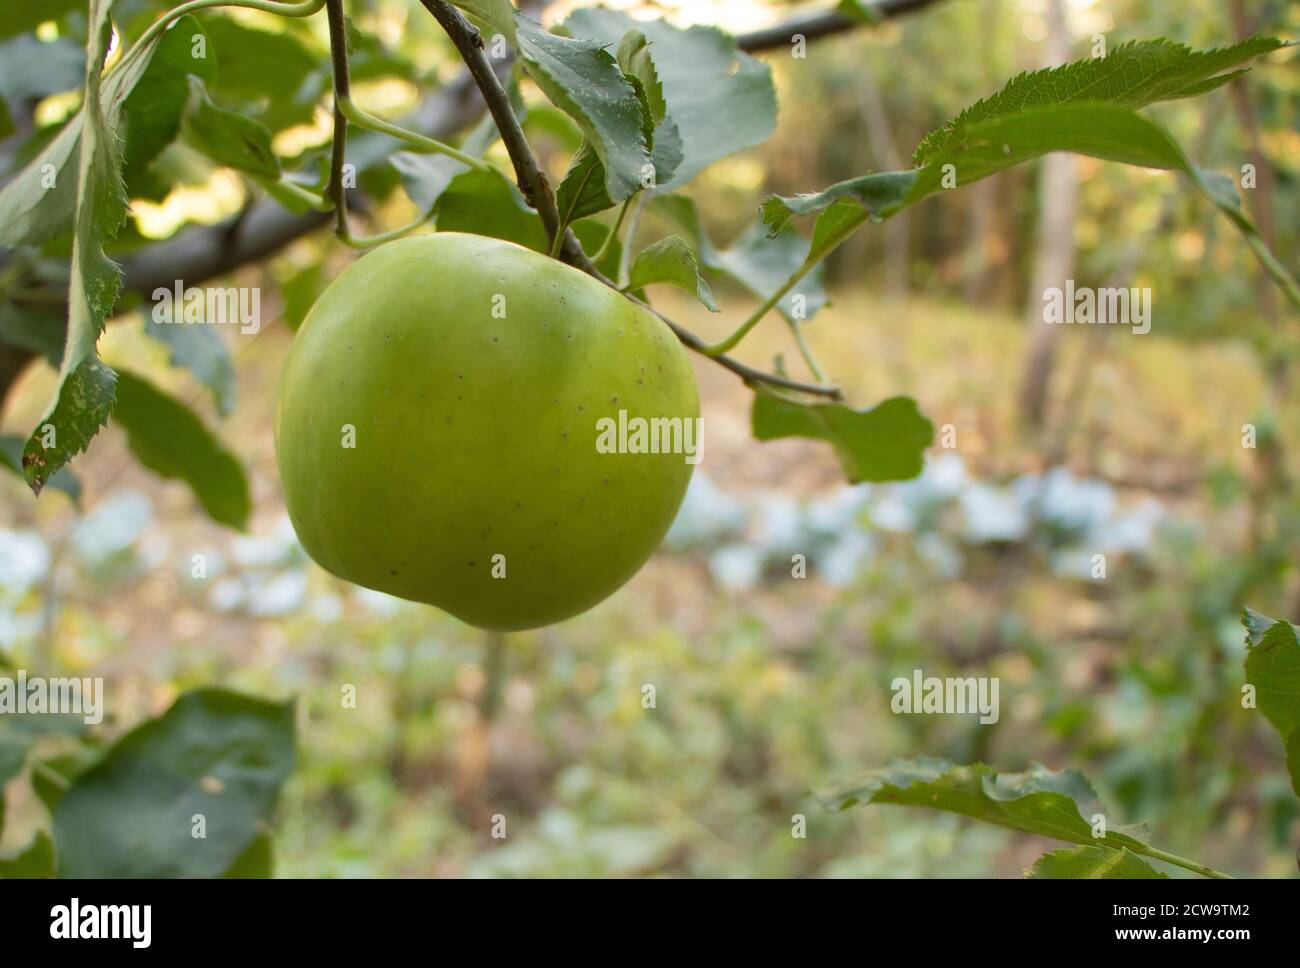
xmin=275 ymin=232 xmax=700 ymax=630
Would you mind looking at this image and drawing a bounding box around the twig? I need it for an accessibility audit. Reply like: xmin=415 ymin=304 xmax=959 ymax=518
xmin=421 ymin=0 xmax=564 ymax=251
xmin=736 ymin=0 xmax=947 ymax=52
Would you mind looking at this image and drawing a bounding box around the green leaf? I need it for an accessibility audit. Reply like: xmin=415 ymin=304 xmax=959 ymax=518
xmin=0 ymin=434 xmax=81 ymax=504
xmin=143 ymin=318 xmax=237 ymax=416
xmin=828 ymin=758 xmax=1151 ymax=851
xmin=111 ymin=369 xmax=251 ymax=529
xmin=1027 ymin=846 xmax=1168 ymax=879
xmin=0 ymin=831 xmax=56 ymax=879
xmin=836 ymin=0 xmax=884 ymax=25
xmin=516 ymin=16 xmax=649 ymax=206
xmin=759 ymin=38 xmax=1297 ymax=311
xmin=448 ymin=0 xmax=519 ymax=41
xmin=181 ymin=77 xmax=280 ymax=180
xmin=914 ymin=37 xmax=1286 ymax=165
xmin=752 ymin=392 xmax=932 ymax=484
xmin=121 ymin=15 xmax=215 ymax=196
xmin=195 ymin=13 xmax=324 ymax=132
xmin=1241 ymin=609 xmax=1300 ymax=796
xmin=563 ymin=9 xmax=776 ymax=190
xmin=435 ymin=166 xmax=547 ymax=253
xmin=627 ymin=235 xmax=718 ymax=311
xmin=53 ymin=688 xmax=295 ymax=878
xmin=19 ymin=0 xmax=124 ymax=495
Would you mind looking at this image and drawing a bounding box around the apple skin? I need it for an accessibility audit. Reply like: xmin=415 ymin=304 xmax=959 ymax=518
xmin=275 ymin=232 xmax=699 ymax=631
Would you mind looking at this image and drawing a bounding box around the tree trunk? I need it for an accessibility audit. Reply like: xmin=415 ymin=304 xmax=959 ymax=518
xmin=1016 ymin=0 xmax=1077 ymax=431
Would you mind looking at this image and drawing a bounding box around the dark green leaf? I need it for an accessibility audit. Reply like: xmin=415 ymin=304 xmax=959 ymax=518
xmin=196 ymin=13 xmax=324 ymax=132
xmin=1241 ymin=609 xmax=1300 ymax=796
xmin=122 ymin=16 xmax=215 ymax=194
xmin=563 ymin=8 xmax=776 ymax=189
xmin=111 ymin=369 xmax=251 ymax=529
xmin=515 ymin=14 xmax=650 ymax=204
xmin=752 ymin=392 xmax=932 ymax=483
xmin=53 ymin=688 xmax=295 ymax=878
xmin=1028 ymin=846 xmax=1168 ymax=879
xmin=222 ymin=830 xmax=274 ymax=878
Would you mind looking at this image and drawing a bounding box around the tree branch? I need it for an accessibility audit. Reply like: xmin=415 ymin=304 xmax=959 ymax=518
xmin=737 ymin=0 xmax=947 ymax=52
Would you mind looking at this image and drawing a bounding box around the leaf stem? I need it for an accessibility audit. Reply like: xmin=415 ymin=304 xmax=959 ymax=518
xmin=338 ymin=96 xmax=490 ymax=172
xmin=109 ymin=0 xmax=325 ymax=82
xmin=590 ymin=197 xmax=632 ymax=266
xmin=1131 ymin=843 xmax=1233 ymax=879
xmin=700 ymin=258 xmax=815 ymax=356
xmin=616 ymin=193 xmax=648 ymax=288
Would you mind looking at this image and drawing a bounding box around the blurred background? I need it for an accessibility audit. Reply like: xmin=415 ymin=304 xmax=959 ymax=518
xmin=1 ymin=0 xmax=1298 ymax=876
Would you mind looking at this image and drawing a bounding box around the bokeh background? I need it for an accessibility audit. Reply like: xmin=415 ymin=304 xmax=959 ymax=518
xmin=2 ymin=0 xmax=1298 ymax=876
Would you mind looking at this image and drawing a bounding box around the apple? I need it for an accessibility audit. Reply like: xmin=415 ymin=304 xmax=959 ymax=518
xmin=275 ymin=232 xmax=700 ymax=630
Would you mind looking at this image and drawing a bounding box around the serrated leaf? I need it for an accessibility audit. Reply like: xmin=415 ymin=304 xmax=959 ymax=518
xmin=563 ymin=9 xmax=776 ymax=190
xmin=53 ymin=688 xmax=295 ymax=878
xmin=828 ymin=758 xmax=1151 ymax=851
xmin=1028 ymin=846 xmax=1168 ymax=879
xmin=19 ymin=0 xmax=124 ymax=495
xmin=111 ymin=369 xmax=250 ymax=529
xmin=759 ymin=39 xmax=1297 ymax=310
xmin=0 ymin=830 xmax=56 ymax=879
xmin=752 ymin=392 xmax=932 ymax=483
xmin=0 ymin=435 xmax=81 ymax=503
xmin=143 ymin=318 xmax=236 ymax=416
xmin=515 ymin=15 xmax=649 ymax=204
xmin=914 ymin=37 xmax=1286 ymax=165
xmin=627 ymin=235 xmax=717 ymax=311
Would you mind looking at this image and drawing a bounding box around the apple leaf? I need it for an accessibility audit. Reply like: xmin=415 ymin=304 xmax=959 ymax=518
xmin=563 ymin=8 xmax=776 ymax=190
xmin=53 ymin=689 xmax=295 ymax=878
xmin=760 ymin=38 xmax=1299 ymax=311
xmin=1241 ymin=608 xmax=1300 ymax=796
xmin=111 ymin=369 xmax=251 ymax=529
xmin=827 ymin=758 xmax=1151 ymax=851
xmin=18 ymin=0 xmax=123 ymax=495
xmin=627 ymin=236 xmax=718 ymax=312
xmin=752 ymin=392 xmax=932 ymax=484
xmin=1027 ymin=846 xmax=1167 ymax=879
xmin=0 ymin=435 xmax=81 ymax=504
